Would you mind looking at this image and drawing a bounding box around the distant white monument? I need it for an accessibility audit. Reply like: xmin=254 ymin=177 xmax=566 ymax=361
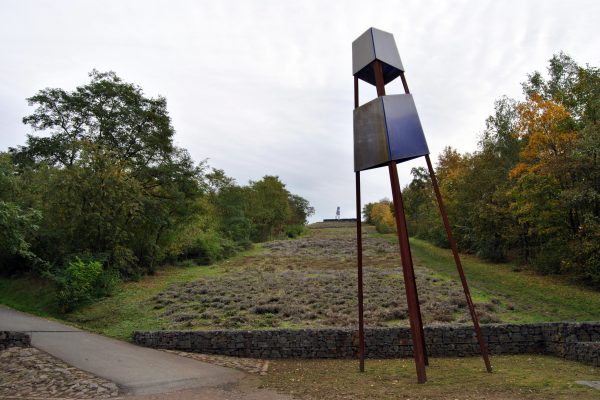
xmin=335 ymin=206 xmax=341 ymax=220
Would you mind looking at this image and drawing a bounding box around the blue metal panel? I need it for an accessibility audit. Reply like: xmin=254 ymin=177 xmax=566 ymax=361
xmin=383 ymin=94 xmax=430 ymax=163
xmin=353 ymin=94 xmax=429 ymax=171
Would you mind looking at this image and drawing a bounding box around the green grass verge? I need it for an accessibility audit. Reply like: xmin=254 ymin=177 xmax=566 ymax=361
xmin=260 ymin=355 xmax=600 ymax=400
xmin=0 ymin=275 xmax=59 ymax=317
xmin=0 ymin=246 xmax=264 ymax=340
xmin=375 ymin=234 xmax=600 ymax=323
xmin=62 ymin=263 xmax=225 ymax=340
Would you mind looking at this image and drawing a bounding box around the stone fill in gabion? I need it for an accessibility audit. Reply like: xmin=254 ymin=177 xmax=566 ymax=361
xmin=134 ymin=322 xmax=600 ymax=367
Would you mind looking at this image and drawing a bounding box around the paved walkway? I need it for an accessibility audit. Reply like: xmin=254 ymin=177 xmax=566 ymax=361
xmin=0 ymin=306 xmax=245 ymax=396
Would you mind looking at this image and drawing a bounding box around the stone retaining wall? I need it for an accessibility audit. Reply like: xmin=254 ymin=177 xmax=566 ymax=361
xmin=133 ymin=322 xmax=600 ymax=367
xmin=0 ymin=331 xmax=31 ymax=350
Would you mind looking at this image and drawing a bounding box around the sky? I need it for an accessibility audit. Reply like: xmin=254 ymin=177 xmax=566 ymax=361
xmin=1 ymin=0 xmax=599 ymax=222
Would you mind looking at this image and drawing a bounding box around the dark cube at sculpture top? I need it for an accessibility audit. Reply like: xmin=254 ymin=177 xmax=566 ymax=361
xmin=353 ymin=94 xmax=429 ymax=172
xmin=352 ymin=27 xmax=404 ymax=86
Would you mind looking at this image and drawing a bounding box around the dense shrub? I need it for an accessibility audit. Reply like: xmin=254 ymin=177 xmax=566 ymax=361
xmin=564 ymin=216 xmax=600 ymax=286
xmin=0 ymin=201 xmax=42 ymax=274
xmin=363 ymin=200 xmax=396 ymax=234
xmin=284 ymin=224 xmax=306 ymax=238
xmin=54 ymin=257 xmax=118 ymax=312
xmin=187 ymin=231 xmax=238 ymax=265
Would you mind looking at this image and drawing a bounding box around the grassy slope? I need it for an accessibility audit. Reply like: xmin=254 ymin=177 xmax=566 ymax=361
xmin=1 ymin=227 xmax=599 ymax=341
xmin=61 ymin=264 xmax=222 ymax=339
xmin=406 ymin=237 xmax=600 ymax=323
xmin=0 ymin=247 xmax=261 ymax=340
xmin=0 ymin=275 xmax=58 ymax=316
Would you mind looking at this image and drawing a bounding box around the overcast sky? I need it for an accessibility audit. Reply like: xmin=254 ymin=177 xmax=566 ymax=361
xmin=1 ymin=0 xmax=599 ymax=222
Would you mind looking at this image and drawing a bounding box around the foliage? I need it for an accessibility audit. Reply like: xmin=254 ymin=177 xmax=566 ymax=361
xmin=0 ymin=152 xmax=43 ymax=272
xmin=1 ymin=71 xmax=314 ymax=311
xmin=0 ymin=201 xmax=42 ymax=273
xmin=402 ymin=53 xmax=600 ymax=286
xmin=288 ymin=194 xmax=315 ymax=227
xmin=284 ymin=224 xmax=306 ymax=238
xmin=363 ymin=199 xmax=396 ymax=234
xmin=54 ymin=257 xmax=118 ymax=312
xmin=244 ymin=176 xmax=292 ymax=241
xmin=9 ymin=70 xmax=202 ymax=277
xmin=362 ymin=202 xmax=375 ymax=224
xmin=372 ymin=202 xmax=396 ymax=234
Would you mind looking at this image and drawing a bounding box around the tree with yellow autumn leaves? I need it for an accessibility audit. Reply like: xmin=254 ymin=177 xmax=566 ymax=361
xmin=397 ymin=53 xmax=600 ymax=287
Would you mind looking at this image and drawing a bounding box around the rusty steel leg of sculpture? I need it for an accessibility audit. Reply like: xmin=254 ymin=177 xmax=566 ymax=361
xmin=354 ymin=76 xmax=366 ymax=373
xmin=373 ymin=61 xmax=426 ymax=383
xmin=388 ymin=161 xmax=427 ymax=383
xmin=398 ymin=71 xmax=429 ymax=367
xmin=356 ymin=171 xmax=365 ymax=372
xmin=425 ymin=154 xmax=493 ymax=373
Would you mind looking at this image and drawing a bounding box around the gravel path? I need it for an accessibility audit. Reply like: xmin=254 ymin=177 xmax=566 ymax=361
xmin=0 ymin=346 xmax=119 ymax=399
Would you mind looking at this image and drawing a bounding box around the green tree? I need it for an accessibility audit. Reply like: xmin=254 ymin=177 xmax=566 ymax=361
xmin=362 ymin=198 xmax=396 ymax=234
xmin=0 ymin=152 xmax=43 ymax=273
xmin=402 ymin=168 xmax=435 ymax=239
xmin=402 ymin=53 xmax=600 ymax=286
xmin=245 ymin=176 xmax=291 ymax=241
xmin=287 ymin=194 xmax=315 ymax=226
xmin=11 ymin=70 xmax=202 ymax=276
xmin=283 ymin=194 xmax=314 ymax=238
xmin=0 ymin=201 xmax=41 ymax=273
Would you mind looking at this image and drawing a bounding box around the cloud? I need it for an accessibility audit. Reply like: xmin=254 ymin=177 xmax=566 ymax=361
xmin=1 ymin=0 xmax=599 ymax=222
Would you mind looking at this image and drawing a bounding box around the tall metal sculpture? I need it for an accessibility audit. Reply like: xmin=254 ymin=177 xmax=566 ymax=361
xmin=352 ymin=27 xmax=492 ymax=383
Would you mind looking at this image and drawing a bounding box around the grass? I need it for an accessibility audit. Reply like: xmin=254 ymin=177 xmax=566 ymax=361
xmin=147 ymin=226 xmax=489 ymax=330
xmin=406 ymin=237 xmax=600 ymax=323
xmin=61 ymin=248 xmax=268 ymax=340
xmin=0 ymin=275 xmax=58 ymax=317
xmin=260 ymin=355 xmax=600 ymax=399
xmin=0 ymin=246 xmax=261 ymax=340
xmin=64 ymin=265 xmax=222 ymax=339
xmin=1 ymin=223 xmax=599 ymax=341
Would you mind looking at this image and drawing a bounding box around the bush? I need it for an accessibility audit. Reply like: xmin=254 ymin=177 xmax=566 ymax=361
xmin=531 ymin=238 xmax=567 ymax=275
xmin=284 ymin=224 xmax=305 ymax=238
xmin=54 ymin=257 xmax=118 ymax=312
xmin=185 ymin=231 xmax=238 ymax=265
xmin=368 ymin=201 xmax=396 ymax=234
xmin=563 ymin=217 xmax=600 ymax=287
xmin=0 ymin=201 xmax=43 ymax=275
